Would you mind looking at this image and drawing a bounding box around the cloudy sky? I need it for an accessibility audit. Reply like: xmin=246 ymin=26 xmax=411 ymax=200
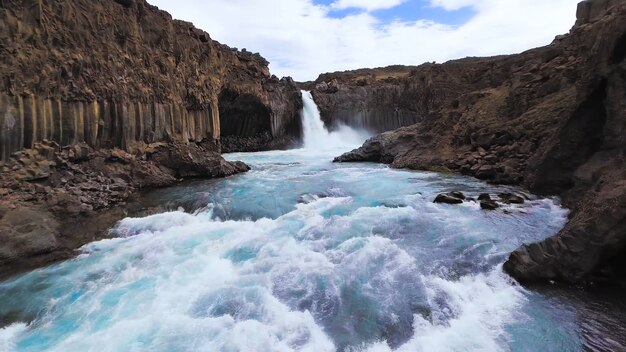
xmin=148 ymin=0 xmax=581 ymax=81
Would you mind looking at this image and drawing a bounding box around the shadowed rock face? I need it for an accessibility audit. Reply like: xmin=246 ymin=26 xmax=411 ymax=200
xmin=333 ymin=0 xmax=626 ymax=286
xmin=219 ymin=78 xmax=303 ymax=153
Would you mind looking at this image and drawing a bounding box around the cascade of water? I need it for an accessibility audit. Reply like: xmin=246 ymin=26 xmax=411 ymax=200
xmin=300 ymin=90 xmax=369 ymax=150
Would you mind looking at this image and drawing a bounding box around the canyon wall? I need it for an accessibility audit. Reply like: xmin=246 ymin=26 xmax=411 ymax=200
xmin=332 ymin=0 xmax=626 ymax=286
xmin=310 ymin=59 xmax=522 ymax=133
xmin=0 ymin=0 xmax=302 ymax=276
xmin=0 ymin=0 xmax=302 ymax=160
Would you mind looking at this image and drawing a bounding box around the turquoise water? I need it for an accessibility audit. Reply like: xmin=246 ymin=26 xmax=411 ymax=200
xmin=3 ymin=145 xmax=623 ymax=351
xmin=2 ymin=90 xmax=625 ymax=352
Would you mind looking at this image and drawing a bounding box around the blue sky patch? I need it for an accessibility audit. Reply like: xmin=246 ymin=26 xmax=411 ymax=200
xmin=315 ymin=0 xmax=476 ymax=26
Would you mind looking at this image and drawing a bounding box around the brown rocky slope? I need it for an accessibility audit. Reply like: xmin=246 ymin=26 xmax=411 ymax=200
xmin=332 ymin=0 xmax=626 ymax=286
xmin=0 ymin=0 xmax=302 ymax=276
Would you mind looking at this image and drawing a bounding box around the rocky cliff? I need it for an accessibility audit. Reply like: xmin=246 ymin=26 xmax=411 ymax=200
xmin=310 ymin=59 xmax=520 ymax=133
xmin=333 ymin=0 xmax=626 ymax=286
xmin=0 ymin=0 xmax=302 ymax=276
xmin=0 ymin=0 xmax=302 ymax=159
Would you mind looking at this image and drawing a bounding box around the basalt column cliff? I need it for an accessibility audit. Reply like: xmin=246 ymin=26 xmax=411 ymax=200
xmin=0 ymin=0 xmax=302 ymax=159
xmin=331 ymin=0 xmax=626 ymax=286
xmin=0 ymin=0 xmax=302 ymax=276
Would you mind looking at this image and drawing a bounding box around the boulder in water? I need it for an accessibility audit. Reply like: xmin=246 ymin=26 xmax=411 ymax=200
xmin=434 ymin=192 xmax=465 ymax=204
xmin=498 ymin=193 xmax=525 ymax=204
xmin=480 ymin=200 xmax=499 ymax=210
xmin=478 ymin=193 xmax=491 ymax=201
xmin=449 ymin=191 xmax=466 ymax=200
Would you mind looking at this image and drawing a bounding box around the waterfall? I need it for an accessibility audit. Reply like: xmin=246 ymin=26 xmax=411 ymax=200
xmin=300 ymin=90 xmax=369 ymax=150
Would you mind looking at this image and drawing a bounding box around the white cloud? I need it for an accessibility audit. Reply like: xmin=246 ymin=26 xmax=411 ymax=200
xmin=429 ymin=0 xmax=478 ymax=10
xmin=331 ymin=0 xmax=406 ymax=11
xmin=148 ymin=0 xmax=581 ymax=81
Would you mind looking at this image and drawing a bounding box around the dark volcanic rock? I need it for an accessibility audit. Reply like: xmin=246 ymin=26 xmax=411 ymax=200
xmin=0 ymin=0 xmax=297 ymax=276
xmin=219 ymin=77 xmax=303 ymax=152
xmin=310 ymin=61 xmax=516 ymax=134
xmin=449 ymin=191 xmax=466 ymax=200
xmin=434 ymin=193 xmax=464 ymax=204
xmin=0 ymin=139 xmax=250 ymax=277
xmin=480 ymin=200 xmax=499 ymax=211
xmin=499 ymin=193 xmax=525 ymax=204
xmin=333 ymin=0 xmax=626 ymax=285
xmin=0 ymin=206 xmax=59 ymax=267
xmin=150 ymin=142 xmax=247 ymax=178
xmin=0 ymin=0 xmax=302 ymax=161
xmin=478 ymin=193 xmax=492 ymax=201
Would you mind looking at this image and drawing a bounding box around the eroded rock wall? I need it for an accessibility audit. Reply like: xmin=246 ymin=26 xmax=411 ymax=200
xmin=0 ymin=0 xmax=301 ymax=276
xmin=0 ymin=0 xmax=302 ymax=159
xmin=310 ymin=57 xmax=521 ymax=133
xmin=0 ymin=96 xmax=220 ymax=161
xmin=219 ymin=77 xmax=303 ymax=152
xmin=333 ymin=0 xmax=626 ymax=286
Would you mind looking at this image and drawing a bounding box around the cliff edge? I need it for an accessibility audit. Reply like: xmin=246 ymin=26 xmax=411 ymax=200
xmin=332 ymin=0 xmax=626 ymax=286
xmin=0 ymin=0 xmax=302 ymax=276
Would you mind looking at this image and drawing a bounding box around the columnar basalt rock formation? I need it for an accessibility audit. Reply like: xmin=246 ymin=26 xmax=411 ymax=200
xmin=309 ymin=58 xmax=521 ymax=133
xmin=0 ymin=0 xmax=302 ymax=276
xmin=0 ymin=0 xmax=302 ymax=161
xmin=333 ymin=0 xmax=626 ymax=286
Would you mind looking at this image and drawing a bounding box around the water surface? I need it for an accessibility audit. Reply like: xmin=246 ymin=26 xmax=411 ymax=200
xmin=1 ymin=92 xmax=625 ymax=351
xmin=1 ymin=145 xmax=622 ymax=351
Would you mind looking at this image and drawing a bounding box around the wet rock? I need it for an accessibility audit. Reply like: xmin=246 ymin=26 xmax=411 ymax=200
xmin=480 ymin=200 xmax=499 ymax=210
xmin=434 ymin=193 xmax=464 ymax=204
xmin=220 ymin=134 xmax=300 ymax=153
xmin=449 ymin=191 xmax=466 ymax=200
xmin=151 ymin=142 xmax=249 ymax=178
xmin=230 ymin=161 xmax=252 ymax=173
xmin=498 ymin=192 xmax=525 ymax=204
xmin=478 ymin=193 xmax=492 ymax=201
xmin=0 ymin=206 xmax=59 ymax=265
xmin=334 ymin=136 xmax=384 ymax=163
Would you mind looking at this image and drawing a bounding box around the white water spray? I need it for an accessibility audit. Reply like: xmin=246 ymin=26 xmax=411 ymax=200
xmin=300 ymin=90 xmax=369 ymax=150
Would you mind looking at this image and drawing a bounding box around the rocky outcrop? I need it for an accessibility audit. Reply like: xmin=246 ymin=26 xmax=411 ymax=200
xmin=334 ymin=0 xmax=626 ymax=286
xmin=0 ymin=0 xmax=302 ymax=160
xmin=0 ymin=0 xmax=301 ymax=276
xmin=0 ymin=138 xmax=249 ymax=277
xmin=219 ymin=77 xmax=303 ymax=152
xmin=310 ymin=57 xmax=521 ymax=133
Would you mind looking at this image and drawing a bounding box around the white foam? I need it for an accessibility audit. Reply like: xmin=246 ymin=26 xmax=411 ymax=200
xmin=0 ymin=144 xmax=570 ymax=351
xmin=0 ymin=323 xmax=28 ymax=352
xmin=359 ymin=268 xmax=525 ymax=352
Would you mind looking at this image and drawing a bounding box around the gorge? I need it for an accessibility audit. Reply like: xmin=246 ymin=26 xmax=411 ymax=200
xmin=1 ymin=0 xmax=626 ymax=350
xmin=1 ymin=89 xmax=625 ymax=351
xmin=329 ymin=0 xmax=626 ymax=287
